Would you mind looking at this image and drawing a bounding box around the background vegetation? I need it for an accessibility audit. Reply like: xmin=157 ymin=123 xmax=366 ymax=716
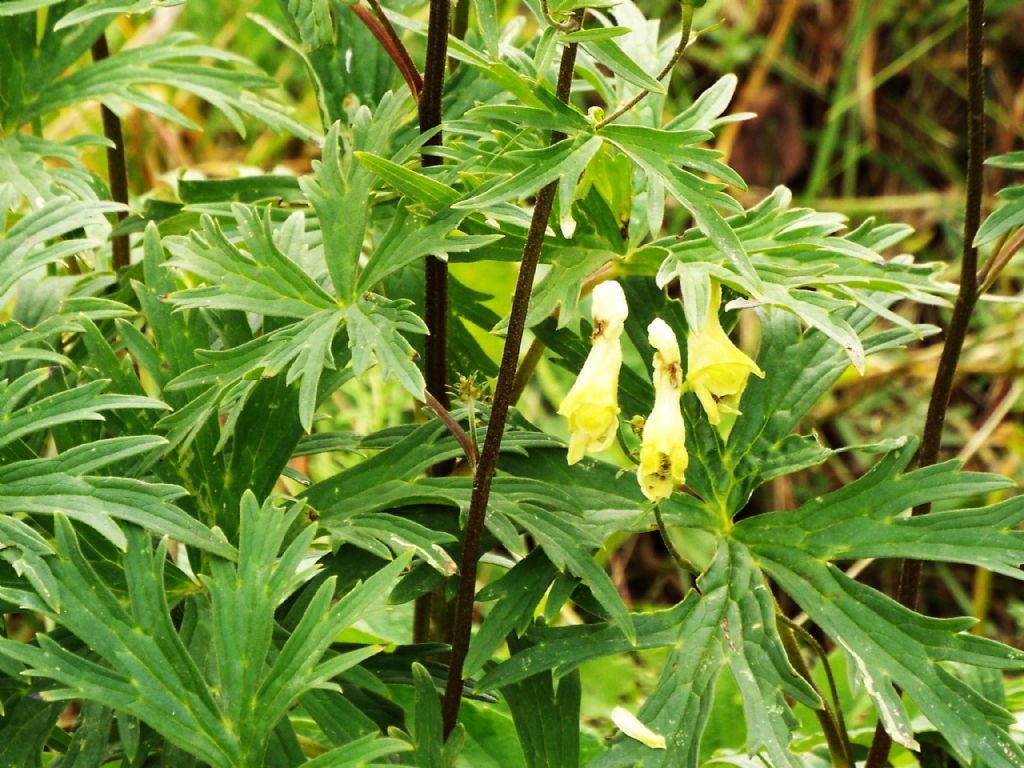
xmin=2 ymin=0 xmax=1023 ymax=765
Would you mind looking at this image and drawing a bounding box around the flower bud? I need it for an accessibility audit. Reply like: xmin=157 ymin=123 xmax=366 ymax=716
xmin=637 ymin=318 xmax=688 ymax=501
xmin=686 ymin=282 xmax=764 ymax=425
xmin=558 ymin=280 xmax=628 ymax=464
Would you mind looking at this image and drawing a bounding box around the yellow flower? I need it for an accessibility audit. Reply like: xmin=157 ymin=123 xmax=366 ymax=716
xmin=686 ymin=281 xmax=764 ymax=425
xmin=637 ymin=319 xmax=688 ymax=501
xmin=558 ymin=280 xmax=628 ymax=464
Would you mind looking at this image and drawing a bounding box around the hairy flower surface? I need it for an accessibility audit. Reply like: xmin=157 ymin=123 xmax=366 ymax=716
xmin=686 ymin=281 xmax=764 ymax=425
xmin=637 ymin=318 xmax=688 ymax=501
xmin=558 ymin=280 xmax=628 ymax=464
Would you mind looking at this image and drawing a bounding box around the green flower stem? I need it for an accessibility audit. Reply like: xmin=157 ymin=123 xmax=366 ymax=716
xmin=91 ymin=32 xmax=130 ymax=273
xmin=778 ymin=615 xmax=854 ymax=767
xmin=440 ymin=24 xmax=584 ymax=736
xmin=652 ymin=504 xmax=696 ymax=573
xmin=865 ymin=0 xmax=985 ymax=764
xmin=594 ymin=3 xmax=693 ymax=130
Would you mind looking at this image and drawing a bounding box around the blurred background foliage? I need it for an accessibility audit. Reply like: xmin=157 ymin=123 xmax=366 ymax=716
xmin=40 ymin=0 xmax=1024 ymax=758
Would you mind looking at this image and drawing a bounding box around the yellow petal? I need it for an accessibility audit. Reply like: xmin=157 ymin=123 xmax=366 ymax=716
xmin=637 ymin=319 xmax=688 ymax=501
xmin=610 ymin=706 xmax=667 ymax=749
xmin=685 ymin=282 xmax=763 ymax=425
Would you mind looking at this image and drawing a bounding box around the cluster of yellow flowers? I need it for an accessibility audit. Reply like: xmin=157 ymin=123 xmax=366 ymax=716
xmin=559 ymin=279 xmax=764 ymax=502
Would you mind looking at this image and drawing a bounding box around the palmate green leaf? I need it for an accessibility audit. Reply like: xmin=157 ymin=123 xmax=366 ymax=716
xmin=587 ymin=542 xmax=816 ymax=767
xmin=735 ymin=451 xmax=1024 ymax=766
xmin=453 ymin=136 xmax=604 ymax=212
xmin=608 ymin=139 xmax=759 ymax=291
xmin=0 ymin=520 xmax=239 ymax=768
xmin=649 ymin=187 xmax=950 ymax=370
xmin=500 ymin=635 xmax=581 ymax=768
xmin=0 ymin=133 xmax=104 ymax=210
xmin=159 ymin=309 xmax=345 ymax=442
xmin=490 ymin=543 xmax=816 ymax=767
xmin=581 ymin=38 xmax=665 ymax=93
xmin=0 ymin=196 xmax=122 ymax=296
xmin=345 ymin=294 xmax=427 ymax=399
xmin=18 ymin=33 xmax=303 ymax=138
xmin=207 ymin=494 xmax=413 ymax=762
xmin=748 ymin=550 xmax=1024 ymax=766
xmin=0 ymin=497 xmax=413 ymax=768
xmin=302 ymin=101 xmax=410 ymax=299
xmin=358 ymin=205 xmax=500 ymax=291
xmin=53 ymin=0 xmax=174 ymax=30
xmin=0 ymin=435 xmax=233 ymax=556
xmin=737 ymin=440 xmax=1024 ymax=577
xmin=301 ymin=733 xmax=414 ymax=768
xmin=166 ymin=207 xmax=337 ymax=319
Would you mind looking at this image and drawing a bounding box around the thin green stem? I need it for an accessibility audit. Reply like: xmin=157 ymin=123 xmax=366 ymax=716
xmin=978 ymin=226 xmax=1024 ymax=294
xmin=91 ymin=32 xmax=130 ymax=273
xmin=778 ymin=618 xmax=853 ymax=768
xmin=652 ymin=504 xmax=696 ymax=574
xmin=440 ymin=24 xmax=583 ymax=736
xmin=865 ymin=1 xmax=985 ymax=764
xmin=423 ymin=389 xmax=478 ymax=475
xmin=595 ymin=4 xmax=693 ymax=130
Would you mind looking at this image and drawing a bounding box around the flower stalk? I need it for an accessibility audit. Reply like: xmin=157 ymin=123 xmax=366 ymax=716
xmin=440 ymin=23 xmax=584 ymax=736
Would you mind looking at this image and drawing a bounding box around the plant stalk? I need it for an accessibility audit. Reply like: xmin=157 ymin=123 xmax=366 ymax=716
xmin=91 ymin=32 xmax=130 ymax=273
xmin=414 ymin=0 xmax=453 ymax=646
xmin=595 ymin=3 xmax=693 ymax=130
xmin=778 ymin=618 xmax=853 ymax=768
xmin=440 ymin=26 xmax=583 ymax=736
xmin=420 ymin=0 xmax=452 ymax=415
xmin=352 ymin=3 xmax=423 ymax=100
xmin=865 ymin=1 xmax=985 ymax=764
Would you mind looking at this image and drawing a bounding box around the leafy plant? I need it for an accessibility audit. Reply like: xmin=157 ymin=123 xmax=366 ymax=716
xmin=1 ymin=0 xmax=1022 ymax=766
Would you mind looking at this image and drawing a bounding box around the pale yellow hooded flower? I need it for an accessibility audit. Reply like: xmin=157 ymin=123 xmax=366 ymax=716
xmin=558 ymin=280 xmax=628 ymax=464
xmin=637 ymin=319 xmax=688 ymax=501
xmin=686 ymin=282 xmax=764 ymax=425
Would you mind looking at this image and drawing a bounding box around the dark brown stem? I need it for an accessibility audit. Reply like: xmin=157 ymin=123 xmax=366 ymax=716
xmin=91 ymin=33 xmax=130 ymax=273
xmin=865 ymin=1 xmax=985 ymax=764
xmin=351 ymin=5 xmax=423 ymax=101
xmin=413 ymin=0 xmax=453 ymax=645
xmin=420 ymin=0 xmax=451 ymax=413
xmin=440 ymin=26 xmax=583 ymax=736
